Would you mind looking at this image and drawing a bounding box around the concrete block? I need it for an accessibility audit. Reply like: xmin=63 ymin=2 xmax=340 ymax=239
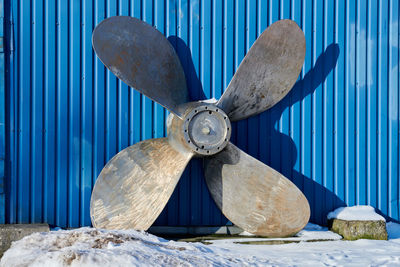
xmin=0 ymin=224 xmax=49 ymax=257
xmin=328 ymin=219 xmax=387 ymax=240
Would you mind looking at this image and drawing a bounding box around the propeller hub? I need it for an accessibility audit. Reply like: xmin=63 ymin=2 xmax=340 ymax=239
xmin=183 ymin=104 xmax=231 ymax=155
xmin=201 ymin=127 xmax=210 ymax=135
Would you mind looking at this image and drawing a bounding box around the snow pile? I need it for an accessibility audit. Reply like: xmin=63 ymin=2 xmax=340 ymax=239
xmin=2 ymin=222 xmax=400 ymax=267
xmin=0 ymin=228 xmax=235 ymax=267
xmin=327 ymin=205 xmax=385 ymax=221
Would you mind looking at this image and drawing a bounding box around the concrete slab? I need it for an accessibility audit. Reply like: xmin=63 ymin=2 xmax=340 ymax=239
xmin=0 ymin=224 xmax=49 ymax=257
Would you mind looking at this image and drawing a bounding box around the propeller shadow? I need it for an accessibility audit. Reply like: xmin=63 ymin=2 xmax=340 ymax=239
xmin=159 ymin=37 xmax=342 ymax=227
xmin=154 ymin=37 xmax=225 ymax=227
xmin=167 ymin=36 xmax=207 ymax=101
xmin=257 ymin=43 xmax=343 ymax=226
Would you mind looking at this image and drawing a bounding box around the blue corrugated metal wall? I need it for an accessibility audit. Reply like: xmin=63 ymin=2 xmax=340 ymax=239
xmin=3 ymin=0 xmax=400 ymax=228
xmin=0 ymin=0 xmax=5 ymax=224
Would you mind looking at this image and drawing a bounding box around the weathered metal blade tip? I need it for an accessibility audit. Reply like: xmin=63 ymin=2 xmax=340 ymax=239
xmin=90 ymin=138 xmax=193 ymax=230
xmin=92 ymin=16 xmax=188 ymax=117
xmin=218 ymin=19 xmax=306 ymax=122
xmin=204 ymin=142 xmax=310 ymax=237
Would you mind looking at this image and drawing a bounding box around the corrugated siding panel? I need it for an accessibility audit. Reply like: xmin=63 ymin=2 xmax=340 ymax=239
xmin=4 ymin=0 xmax=400 ymax=227
xmin=0 ymin=0 xmax=5 ymax=223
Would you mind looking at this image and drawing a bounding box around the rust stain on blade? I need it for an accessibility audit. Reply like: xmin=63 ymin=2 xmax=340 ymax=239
xmin=204 ymin=142 xmax=310 ymax=237
xmin=90 ymin=138 xmax=193 ymax=230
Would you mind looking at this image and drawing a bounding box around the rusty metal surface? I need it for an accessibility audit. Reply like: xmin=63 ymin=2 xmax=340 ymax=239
xmin=92 ymin=16 xmax=188 ymax=117
xmin=183 ymin=104 xmax=231 ymax=156
xmin=90 ymin=138 xmax=193 ymax=230
xmin=204 ymin=142 xmax=310 ymax=237
xmin=217 ymin=19 xmax=306 ymax=121
xmin=167 ymin=102 xmax=231 ymax=156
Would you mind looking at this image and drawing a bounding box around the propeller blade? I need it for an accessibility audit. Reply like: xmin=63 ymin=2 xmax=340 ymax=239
xmin=217 ymin=20 xmax=305 ymax=121
xmin=92 ymin=16 xmax=188 ymax=117
xmin=204 ymin=143 xmax=310 ymax=237
xmin=91 ymin=138 xmax=193 ymax=230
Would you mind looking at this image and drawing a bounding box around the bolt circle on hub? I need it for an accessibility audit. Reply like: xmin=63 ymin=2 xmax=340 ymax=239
xmin=183 ymin=104 xmax=231 ymax=155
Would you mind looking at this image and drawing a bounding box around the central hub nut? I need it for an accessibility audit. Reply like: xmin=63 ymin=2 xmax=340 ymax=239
xmin=183 ymin=104 xmax=231 ymax=155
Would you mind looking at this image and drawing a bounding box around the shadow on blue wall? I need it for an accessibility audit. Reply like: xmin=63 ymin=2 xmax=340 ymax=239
xmin=160 ymin=36 xmax=344 ymax=226
xmin=155 ymin=36 xmax=225 ymax=226
xmin=265 ymin=43 xmax=343 ymax=225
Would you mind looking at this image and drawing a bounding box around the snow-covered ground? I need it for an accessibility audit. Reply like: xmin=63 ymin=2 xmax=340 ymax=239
xmin=1 ymin=222 xmax=400 ymax=267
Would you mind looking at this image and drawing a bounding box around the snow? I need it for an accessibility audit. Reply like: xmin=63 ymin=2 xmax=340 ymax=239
xmin=236 ymin=223 xmax=341 ymax=241
xmin=239 ymin=230 xmax=255 ymax=236
xmin=199 ymin=98 xmax=217 ymax=104
xmin=295 ymin=223 xmax=342 ymax=240
xmin=327 ymin=205 xmax=386 ymax=221
xmin=2 ymin=222 xmax=400 ymax=267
